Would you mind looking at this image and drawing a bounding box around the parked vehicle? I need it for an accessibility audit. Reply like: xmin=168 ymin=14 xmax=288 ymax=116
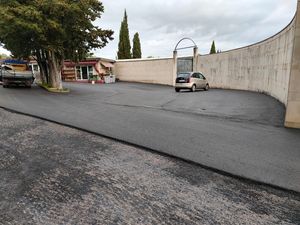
xmin=175 ymin=72 xmax=209 ymax=92
xmin=0 ymin=63 xmax=34 ymax=88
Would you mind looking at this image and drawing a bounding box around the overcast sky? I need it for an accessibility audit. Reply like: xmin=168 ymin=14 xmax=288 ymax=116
xmin=0 ymin=0 xmax=297 ymax=59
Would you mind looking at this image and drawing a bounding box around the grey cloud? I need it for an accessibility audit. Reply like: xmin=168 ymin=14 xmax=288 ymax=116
xmin=1 ymin=0 xmax=296 ymax=58
xmin=94 ymin=0 xmax=296 ymax=59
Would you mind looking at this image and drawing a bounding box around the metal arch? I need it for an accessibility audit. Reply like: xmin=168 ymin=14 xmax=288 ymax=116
xmin=174 ymin=38 xmax=197 ymax=51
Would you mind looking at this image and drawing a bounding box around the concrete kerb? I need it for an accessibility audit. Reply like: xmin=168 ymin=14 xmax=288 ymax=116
xmin=37 ymin=83 xmax=70 ymax=93
xmin=0 ymin=105 xmax=299 ymax=195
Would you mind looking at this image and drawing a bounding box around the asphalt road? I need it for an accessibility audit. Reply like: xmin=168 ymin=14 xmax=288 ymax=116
xmin=1 ymin=109 xmax=299 ymax=225
xmin=0 ymin=82 xmax=299 ymax=192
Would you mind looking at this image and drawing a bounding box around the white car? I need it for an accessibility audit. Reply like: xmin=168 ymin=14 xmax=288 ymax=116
xmin=175 ymin=72 xmax=209 ymax=92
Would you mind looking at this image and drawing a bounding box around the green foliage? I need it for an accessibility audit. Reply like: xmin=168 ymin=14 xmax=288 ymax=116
xmin=89 ymin=74 xmax=99 ymax=81
xmin=117 ymin=10 xmax=131 ymax=59
xmin=85 ymin=52 xmax=95 ymax=58
xmin=0 ymin=0 xmax=113 ymax=88
xmin=132 ymin=32 xmax=141 ymax=59
xmin=0 ymin=53 xmax=9 ymax=59
xmin=39 ymin=82 xmax=70 ymax=93
xmin=210 ymin=41 xmax=216 ymax=54
xmin=0 ymin=0 xmax=113 ymax=60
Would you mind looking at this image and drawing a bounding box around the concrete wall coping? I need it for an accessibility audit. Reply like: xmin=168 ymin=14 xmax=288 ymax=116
xmin=116 ymin=57 xmax=173 ymax=63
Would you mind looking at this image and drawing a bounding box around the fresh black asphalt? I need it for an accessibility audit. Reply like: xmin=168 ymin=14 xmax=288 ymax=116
xmin=0 ymin=82 xmax=299 ymax=192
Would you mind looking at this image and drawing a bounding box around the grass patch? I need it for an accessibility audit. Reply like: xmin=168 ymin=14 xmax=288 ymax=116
xmin=37 ymin=83 xmax=70 ymax=93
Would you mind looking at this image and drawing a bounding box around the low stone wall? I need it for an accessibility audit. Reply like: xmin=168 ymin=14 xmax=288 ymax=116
xmin=113 ymin=58 xmax=175 ymax=86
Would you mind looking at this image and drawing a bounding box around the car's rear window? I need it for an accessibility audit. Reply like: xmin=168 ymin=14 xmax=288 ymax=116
xmin=177 ymin=73 xmax=190 ymax=78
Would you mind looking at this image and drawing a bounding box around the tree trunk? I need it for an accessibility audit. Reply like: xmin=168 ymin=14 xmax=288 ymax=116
xmin=47 ymin=50 xmax=63 ymax=89
xmin=36 ymin=50 xmax=48 ymax=84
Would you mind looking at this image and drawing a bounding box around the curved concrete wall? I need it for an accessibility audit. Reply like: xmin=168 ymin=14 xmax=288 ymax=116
xmin=197 ymin=18 xmax=295 ymax=105
xmin=285 ymin=2 xmax=300 ymax=128
xmin=114 ymin=1 xmax=300 ymax=128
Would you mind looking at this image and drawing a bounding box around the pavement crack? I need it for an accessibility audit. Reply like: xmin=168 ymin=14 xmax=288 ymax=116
xmin=102 ymin=102 xmax=283 ymax=127
xmin=160 ymin=97 xmax=177 ymax=108
xmin=103 ymin=102 xmax=161 ymax=110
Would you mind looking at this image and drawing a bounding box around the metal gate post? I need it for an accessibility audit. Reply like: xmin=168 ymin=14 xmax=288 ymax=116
xmin=173 ymin=50 xmax=178 ymax=86
xmin=193 ymin=47 xmax=198 ymax=72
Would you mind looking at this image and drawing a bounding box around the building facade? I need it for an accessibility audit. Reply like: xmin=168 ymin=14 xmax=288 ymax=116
xmin=63 ymin=58 xmax=115 ymax=82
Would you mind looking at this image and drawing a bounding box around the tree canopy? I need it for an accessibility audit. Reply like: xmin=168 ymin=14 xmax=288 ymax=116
xmin=0 ymin=53 xmax=9 ymax=59
xmin=0 ymin=0 xmax=113 ymax=89
xmin=210 ymin=41 xmax=216 ymax=54
xmin=117 ymin=10 xmax=131 ymax=59
xmin=132 ymin=32 xmax=142 ymax=59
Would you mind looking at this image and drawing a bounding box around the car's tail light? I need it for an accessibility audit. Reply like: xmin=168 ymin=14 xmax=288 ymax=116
xmin=187 ymin=77 xmax=191 ymax=83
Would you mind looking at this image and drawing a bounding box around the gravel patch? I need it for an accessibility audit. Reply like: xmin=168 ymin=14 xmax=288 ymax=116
xmin=0 ymin=108 xmax=299 ymax=225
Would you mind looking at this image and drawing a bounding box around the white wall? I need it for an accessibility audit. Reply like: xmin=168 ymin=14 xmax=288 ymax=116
xmin=114 ymin=18 xmax=295 ymax=105
xmin=113 ymin=13 xmax=300 ymax=127
xmin=113 ymin=58 xmax=175 ymax=86
xmin=197 ymin=18 xmax=295 ymax=105
xmin=285 ymin=2 xmax=300 ymax=128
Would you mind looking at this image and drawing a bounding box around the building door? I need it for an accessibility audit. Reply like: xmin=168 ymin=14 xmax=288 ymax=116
xmin=81 ymin=66 xmax=88 ymax=80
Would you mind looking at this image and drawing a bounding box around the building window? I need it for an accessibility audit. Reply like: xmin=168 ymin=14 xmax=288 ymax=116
xmin=75 ymin=65 xmax=94 ymax=80
xmin=76 ymin=66 xmax=81 ymax=80
xmin=33 ymin=65 xmax=39 ymax=71
xmin=88 ymin=66 xmax=93 ymax=77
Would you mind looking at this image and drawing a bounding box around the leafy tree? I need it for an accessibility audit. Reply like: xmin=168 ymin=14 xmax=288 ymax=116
xmin=117 ymin=10 xmax=131 ymax=59
xmin=85 ymin=52 xmax=95 ymax=58
xmin=132 ymin=32 xmax=142 ymax=59
xmin=210 ymin=41 xmax=216 ymax=54
xmin=0 ymin=53 xmax=9 ymax=59
xmin=0 ymin=0 xmax=113 ymax=89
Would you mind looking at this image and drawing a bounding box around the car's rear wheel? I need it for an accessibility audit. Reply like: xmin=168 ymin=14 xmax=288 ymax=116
xmin=191 ymin=84 xmax=196 ymax=92
xmin=204 ymin=84 xmax=209 ymax=91
xmin=175 ymin=88 xmax=180 ymax=92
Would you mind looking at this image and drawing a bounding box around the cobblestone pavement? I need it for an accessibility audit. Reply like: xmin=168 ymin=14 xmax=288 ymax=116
xmin=0 ymin=108 xmax=299 ymax=225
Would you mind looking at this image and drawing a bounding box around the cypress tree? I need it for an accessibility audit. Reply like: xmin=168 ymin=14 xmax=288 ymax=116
xmin=210 ymin=41 xmax=216 ymax=54
xmin=117 ymin=10 xmax=131 ymax=59
xmin=132 ymin=32 xmax=142 ymax=58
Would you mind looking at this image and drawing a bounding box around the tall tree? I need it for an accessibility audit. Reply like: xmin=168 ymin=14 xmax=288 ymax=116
xmin=117 ymin=10 xmax=131 ymax=59
xmin=210 ymin=41 xmax=216 ymax=54
xmin=132 ymin=32 xmax=142 ymax=59
xmin=0 ymin=53 xmax=9 ymax=59
xmin=0 ymin=0 xmax=113 ymax=89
